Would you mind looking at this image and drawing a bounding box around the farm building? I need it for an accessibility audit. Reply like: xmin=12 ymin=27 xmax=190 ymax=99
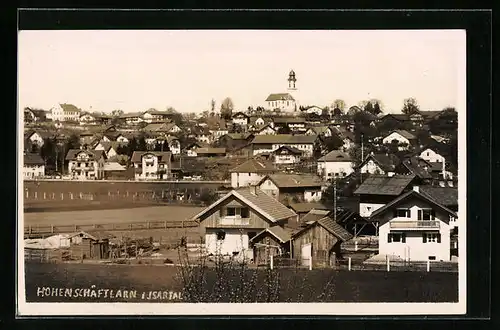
xmin=67 ymin=231 xmax=114 ymax=260
xmin=250 ymin=226 xmax=292 ymax=266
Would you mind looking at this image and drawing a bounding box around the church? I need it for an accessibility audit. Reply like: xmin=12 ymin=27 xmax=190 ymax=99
xmin=265 ymin=70 xmax=300 ymax=113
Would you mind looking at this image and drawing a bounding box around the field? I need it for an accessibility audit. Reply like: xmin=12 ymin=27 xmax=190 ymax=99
xmin=24 ymin=262 xmax=459 ymax=303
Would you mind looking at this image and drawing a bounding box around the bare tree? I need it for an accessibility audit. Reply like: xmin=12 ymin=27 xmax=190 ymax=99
xmin=331 ymin=99 xmax=346 ymax=112
xmin=402 ymin=97 xmax=420 ymax=115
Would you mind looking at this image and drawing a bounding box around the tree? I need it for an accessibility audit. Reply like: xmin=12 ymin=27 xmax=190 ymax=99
xmin=372 ymin=101 xmax=382 ymax=115
xmin=402 ymin=97 xmax=420 ymax=115
xmin=331 ymin=99 xmax=346 ymax=112
xmin=111 ymin=109 xmax=124 ymax=117
xmin=363 ymin=101 xmax=374 ymax=114
xmin=220 ymin=97 xmax=234 ymax=120
xmin=321 ymin=135 xmax=344 ymax=152
xmin=65 ymin=134 xmax=80 ymax=151
xmin=40 ymin=137 xmax=56 ymax=167
xmin=137 ymin=136 xmax=148 ymax=151
xmin=321 ymin=107 xmax=330 ymax=118
xmin=332 ymin=108 xmax=343 ymax=116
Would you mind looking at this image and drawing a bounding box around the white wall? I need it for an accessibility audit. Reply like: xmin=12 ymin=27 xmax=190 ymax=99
xmin=24 ymin=164 xmax=45 ymax=179
xmin=382 ymin=132 xmax=410 ymax=145
xmin=419 ymin=149 xmax=445 ymax=163
xmin=259 ymin=178 xmax=279 ymax=199
xmin=205 ymin=228 xmax=252 ymax=256
xmin=68 ymin=160 xmax=99 ymax=180
xmin=274 ymin=154 xmax=300 ymax=165
xmin=317 ymin=160 xmax=354 ymax=179
xmin=233 ymin=117 xmax=248 ymax=126
xmin=231 ymin=172 xmax=265 ymax=188
xmin=360 ymin=159 xmax=385 ymax=175
xmin=29 ymin=133 xmax=44 ymax=146
xmin=304 ymin=189 xmax=322 ymax=202
xmin=267 ymin=99 xmax=296 ymax=112
xmin=359 ymin=202 xmax=386 ymax=217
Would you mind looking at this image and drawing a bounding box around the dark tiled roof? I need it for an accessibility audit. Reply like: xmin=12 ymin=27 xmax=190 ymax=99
xmin=354 ymin=174 xmax=416 ymax=196
xmin=59 ymin=103 xmax=81 ymax=113
xmin=419 ymin=110 xmax=443 ymax=119
xmin=388 ymin=130 xmax=417 ymax=140
xmin=251 ymin=225 xmax=292 ymax=243
xmin=288 ymin=202 xmax=330 ymax=214
xmin=318 ymin=150 xmax=352 ymax=162
xmin=261 ymin=174 xmax=323 ymax=188
xmin=420 ymin=186 xmax=458 ymax=207
xmin=381 ymin=114 xmax=410 ymax=121
xmin=273 ymin=145 xmax=302 ymax=155
xmin=317 ymin=216 xmax=354 ymax=242
xmin=24 ymin=153 xmax=45 ymax=165
xmin=130 ymin=151 xmax=172 ymax=163
xmin=252 ymin=134 xmax=317 ymax=145
xmin=362 ymin=153 xmax=401 ymax=172
xmin=265 ymin=93 xmax=295 ymax=102
xmin=229 ymin=159 xmax=276 ymax=173
xmin=65 ymin=149 xmax=106 ymax=161
xmin=226 ymin=133 xmax=253 ymax=140
xmin=301 ymin=209 xmax=331 ymax=224
xmin=195 ymin=147 xmax=226 ymax=155
xmin=400 ymin=157 xmax=433 ymax=179
xmin=273 ymin=117 xmax=306 ymax=124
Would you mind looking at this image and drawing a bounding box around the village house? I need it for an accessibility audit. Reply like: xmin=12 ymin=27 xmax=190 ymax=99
xmin=131 ymin=151 xmax=173 ymax=180
xmin=191 ymin=125 xmax=212 ymax=144
xmin=369 ymin=185 xmax=457 ymax=262
xmin=229 ymin=158 xmax=276 ymax=188
xmin=358 ymin=153 xmax=401 ymax=176
xmin=143 ymin=122 xmax=182 ymax=135
xmin=216 ymin=133 xmax=254 ymax=152
xmin=67 ymin=231 xmax=114 ymax=260
xmin=23 ymin=152 xmax=45 ymax=179
xmin=120 ymin=112 xmax=144 ymax=125
xmin=354 ymin=174 xmax=419 ymax=219
xmin=49 ymin=103 xmax=82 ymax=122
xmin=115 ymin=133 xmax=130 ymax=144
xmin=292 ymin=214 xmax=353 ymax=267
xmin=191 ymin=187 xmax=298 ymax=259
xmin=183 ymin=141 xmax=210 ymax=157
xmin=272 ymin=145 xmax=302 ymax=165
xmin=301 ymin=105 xmax=324 ymax=116
xmin=79 ymin=112 xmax=111 ymax=126
xmin=24 ymin=107 xmax=48 ymax=123
xmin=257 ymin=173 xmax=324 ymax=204
xmin=249 ymin=225 xmax=293 ymax=265
xmin=193 ymin=147 xmax=227 ymax=158
xmin=382 ymin=130 xmax=417 ymax=150
xmin=141 ymin=109 xmax=176 ymax=123
xmin=164 ymin=136 xmax=181 ymax=155
xmin=231 ymin=112 xmax=250 ymax=126
xmin=93 ymin=141 xmax=119 ymax=159
xmin=317 ymin=150 xmax=354 ymax=180
xmin=249 ymin=116 xmax=274 ymax=131
xmin=273 ymin=117 xmax=307 ymax=133
xmin=419 ymin=146 xmax=447 ymax=163
xmin=253 ymin=124 xmax=277 ymax=136
xmin=25 ymin=130 xmax=52 ymax=147
xmin=251 ymin=134 xmax=318 ymax=158
xmin=305 ymin=125 xmax=333 ymax=137
xmin=265 ymin=93 xmax=297 ymax=112
xmin=66 ymin=149 xmax=106 ymax=180
xmin=288 ymin=202 xmax=330 ymax=220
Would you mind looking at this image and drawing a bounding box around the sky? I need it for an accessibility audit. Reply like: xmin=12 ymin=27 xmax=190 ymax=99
xmin=18 ymin=30 xmax=465 ymax=114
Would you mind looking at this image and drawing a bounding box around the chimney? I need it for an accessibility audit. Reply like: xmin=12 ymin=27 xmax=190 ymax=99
xmin=413 ymin=185 xmax=420 ymax=193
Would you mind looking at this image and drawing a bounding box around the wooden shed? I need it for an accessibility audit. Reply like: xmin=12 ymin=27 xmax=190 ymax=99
xmin=67 ymin=231 xmax=114 ymax=260
xmin=292 ymin=216 xmax=353 ymax=268
xmin=250 ymin=225 xmax=292 ymax=266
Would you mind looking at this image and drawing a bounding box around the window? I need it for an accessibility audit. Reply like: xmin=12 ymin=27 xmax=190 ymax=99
xmin=423 ymin=233 xmax=441 ymax=243
xmin=388 ymin=233 xmax=406 ymax=243
xmin=418 ymin=209 xmax=436 ymax=220
xmin=216 ymin=231 xmax=226 ymax=241
xmin=395 ymin=208 xmax=410 ymax=218
xmin=428 ymin=256 xmax=436 ymax=261
xmin=227 ymin=207 xmax=236 ymax=216
xmin=240 ymin=207 xmax=249 ymax=218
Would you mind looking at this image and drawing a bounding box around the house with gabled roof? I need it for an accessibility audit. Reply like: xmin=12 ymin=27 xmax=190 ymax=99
xmin=419 ymin=146 xmax=447 ymax=163
xmin=257 ymin=173 xmax=324 ymax=204
xmin=50 ymin=103 xmax=82 ymax=122
xmin=131 ymin=151 xmax=173 ymax=180
xmin=141 ymin=108 xmax=177 ymax=123
xmin=369 ymin=185 xmax=458 ymax=262
xmin=23 ymin=152 xmax=45 ymax=179
xmin=317 ymin=150 xmax=354 ymax=180
xmin=65 ymin=149 xmax=106 ymax=180
xmin=250 ymin=225 xmax=294 ymax=265
xmin=216 ymin=133 xmax=254 ymax=152
xmin=251 ymin=134 xmax=318 ymax=158
xmin=184 ymin=141 xmax=210 ymax=157
xmin=382 ymin=130 xmax=417 ymax=150
xmin=253 ymin=123 xmax=277 ymax=136
xmin=93 ymin=141 xmax=120 ymax=159
xmin=288 ymin=202 xmax=330 ymax=219
xmin=25 ymin=130 xmax=52 ymax=146
xmin=265 ymin=93 xmax=296 ymax=112
xmin=354 ymin=174 xmax=419 ymax=218
xmin=191 ymin=186 xmax=298 ymax=259
xmin=231 ymin=112 xmax=250 ymax=126
xmin=292 ymin=214 xmax=353 ymax=267
xmin=272 ymin=145 xmax=302 ymax=165
xmin=273 ymin=116 xmax=307 ymax=133
xmin=359 ymin=153 xmax=401 ymax=176
xmin=120 ymin=112 xmax=144 ymax=125
xmin=229 ymin=158 xmax=276 ymax=188
xmin=305 ymin=125 xmax=333 ymax=137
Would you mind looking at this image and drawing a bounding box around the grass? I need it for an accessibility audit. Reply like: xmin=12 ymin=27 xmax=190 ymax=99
xmin=24 ymin=262 xmax=458 ymax=303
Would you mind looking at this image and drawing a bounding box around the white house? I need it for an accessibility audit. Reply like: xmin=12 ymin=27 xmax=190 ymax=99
xmin=229 ymin=159 xmax=276 ymax=189
xmin=317 ymin=150 xmax=354 ymax=180
xmin=265 ymin=93 xmax=296 ymax=112
xmin=25 ymin=131 xmax=49 ymax=147
xmin=50 ymin=103 xmax=81 ymax=122
xmin=93 ymin=141 xmax=118 ymax=159
xmin=419 ymin=147 xmax=446 ymax=163
xmin=166 ymin=136 xmax=181 ymax=155
xmin=359 ymin=153 xmax=401 ymax=176
xmin=272 ymin=146 xmax=302 ymax=165
xmin=254 ymin=124 xmax=277 ymax=136
xmin=120 ymin=112 xmax=144 ymax=125
xmin=257 ymin=174 xmax=323 ymax=203
xmin=131 ymin=151 xmax=173 ymax=180
xmin=305 ymin=126 xmax=332 ymax=137
xmin=251 ymin=134 xmax=318 ymax=158
xmin=232 ymin=112 xmax=250 ymax=126
xmin=191 ymin=187 xmax=298 ymax=258
xmin=79 ymin=113 xmax=97 ymax=125
xmin=66 ymin=149 xmax=106 ymax=180
xmin=23 ymin=153 xmax=45 ymax=179
xmin=382 ymin=130 xmax=417 ymax=150
xmin=115 ymin=134 xmax=130 ymax=144
xmin=370 ymin=186 xmax=457 ymax=262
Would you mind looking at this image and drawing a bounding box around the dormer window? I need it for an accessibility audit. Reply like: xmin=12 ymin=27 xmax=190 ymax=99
xmin=418 ymin=209 xmax=436 ymax=221
xmin=395 ymin=208 xmax=410 ymax=218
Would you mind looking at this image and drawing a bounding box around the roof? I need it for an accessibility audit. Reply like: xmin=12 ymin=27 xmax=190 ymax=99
xmin=259 ymin=174 xmax=323 ymax=188
xmin=301 ymin=209 xmax=331 ymax=224
xmin=399 ymin=157 xmax=433 ymax=179
xmin=59 ymin=103 xmax=81 ymax=113
xmin=67 ymin=230 xmax=115 ymax=241
xmin=293 ymin=216 xmax=353 ymax=242
xmin=194 ymin=147 xmax=226 ymax=154
xmin=251 ymin=134 xmax=317 ymax=145
xmin=191 ymin=187 xmax=297 ymax=223
xmin=130 ymin=151 xmax=172 ymax=163
xmin=288 ymin=202 xmax=330 ymax=214
xmin=381 ymin=114 xmax=410 ymax=121
xmin=308 ymin=126 xmax=331 ymax=135
xmin=361 ymin=153 xmax=401 ymax=172
xmin=103 ymin=162 xmax=126 ymax=171
xmin=273 ymin=117 xmax=305 ymax=124
xmin=386 ymin=130 xmax=417 ymax=140
xmin=265 ymin=93 xmax=295 ymax=102
xmin=419 ymin=186 xmax=458 ymax=207
xmin=120 ymin=111 xmax=144 ymax=118
xmin=225 ymin=133 xmax=253 ymax=140
xmin=353 ymin=174 xmax=417 ymax=196
xmin=65 ymin=149 xmax=106 ymax=161
xmin=250 ymin=226 xmax=292 ymax=243
xmin=273 ymin=145 xmax=302 ymax=155
xmin=232 ymin=112 xmax=249 ymax=118
xmin=369 ymin=189 xmax=457 ymax=221
xmin=229 ymin=158 xmax=276 ymax=173
xmin=419 ymin=110 xmax=443 ymax=119
xmin=318 ymin=150 xmax=352 ymax=162
xmin=24 ymin=153 xmax=45 ymax=165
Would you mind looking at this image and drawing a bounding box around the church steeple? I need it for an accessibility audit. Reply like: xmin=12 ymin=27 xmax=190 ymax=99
xmin=288 ymin=70 xmax=297 ymax=90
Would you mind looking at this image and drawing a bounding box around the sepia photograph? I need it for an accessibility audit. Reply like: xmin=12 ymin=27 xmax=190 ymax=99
xmin=17 ymin=27 xmax=466 ymax=316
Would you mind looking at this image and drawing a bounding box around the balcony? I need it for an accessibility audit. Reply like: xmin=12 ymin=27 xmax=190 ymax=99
xmin=218 ymin=216 xmax=250 ymax=226
xmin=389 ymin=219 xmax=440 ymax=230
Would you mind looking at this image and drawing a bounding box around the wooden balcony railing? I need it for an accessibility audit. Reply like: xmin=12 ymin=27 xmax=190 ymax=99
xmin=389 ymin=220 xmax=440 ymax=229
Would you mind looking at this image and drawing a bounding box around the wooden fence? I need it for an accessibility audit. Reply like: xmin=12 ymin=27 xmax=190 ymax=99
xmin=24 ymin=220 xmax=199 ymax=236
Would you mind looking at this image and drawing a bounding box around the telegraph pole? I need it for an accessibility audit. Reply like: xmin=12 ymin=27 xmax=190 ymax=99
xmin=333 ymin=179 xmax=337 ymax=221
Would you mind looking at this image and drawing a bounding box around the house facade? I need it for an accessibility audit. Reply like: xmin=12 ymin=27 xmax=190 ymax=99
xmin=251 ymin=134 xmax=317 ymax=158
xmin=419 ymin=147 xmax=446 ymax=163
xmin=317 ymin=150 xmax=354 ymax=180
xmin=66 ymin=149 xmax=106 ymax=180
xmin=382 ymin=130 xmax=416 ymax=150
xmin=229 ymin=159 xmax=276 ymax=189
xmin=272 ymin=146 xmax=302 ymax=165
xmin=257 ymin=174 xmax=323 ymax=204
xmin=191 ymin=187 xmax=298 ymax=259
xmin=265 ymin=93 xmax=296 ymax=112
xmin=232 ymin=112 xmax=250 ymax=126
xmin=359 ymin=153 xmax=401 ymax=176
xmin=131 ymin=151 xmax=172 ymax=180
xmin=50 ymin=103 xmax=81 ymax=122
xmin=370 ymin=186 xmax=456 ymax=262
xmin=23 ymin=153 xmax=45 ymax=179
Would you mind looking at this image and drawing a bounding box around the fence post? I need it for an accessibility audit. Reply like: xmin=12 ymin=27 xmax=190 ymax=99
xmin=26 ymin=190 xmax=28 ymax=198
xmin=43 ymin=192 xmax=46 ymax=200
xmin=164 ymin=221 xmax=167 ymax=229
xmin=29 ymin=225 xmax=32 ymax=234
xmin=348 ymin=257 xmax=352 ymax=271
xmin=61 ymin=193 xmax=64 ymax=200
xmin=386 ymin=256 xmax=390 ymax=272
xmin=51 ymin=225 xmax=54 ymax=233
xmin=427 ymin=260 xmax=430 ymax=272
xmin=309 ymin=255 xmax=313 ymax=271
xmin=270 ymin=255 xmax=274 ymax=270
xmin=70 ymin=193 xmax=73 ymax=200
xmin=52 ymin=192 xmax=55 ymax=199
xmin=126 ymin=191 xmax=129 ymax=197
xmin=34 ymin=191 xmax=37 ymax=199
xmin=354 ymin=241 xmax=358 ymax=252
xmin=74 ymin=224 xmax=77 ymax=232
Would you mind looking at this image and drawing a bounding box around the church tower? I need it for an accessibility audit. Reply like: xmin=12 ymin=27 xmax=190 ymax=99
xmin=287 ymin=70 xmax=299 ymax=112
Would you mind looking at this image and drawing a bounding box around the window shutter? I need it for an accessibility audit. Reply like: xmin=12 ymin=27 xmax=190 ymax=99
xmin=422 ymin=233 xmax=427 ymax=243
xmin=437 ymin=233 xmax=441 ymax=243
xmin=402 ymin=233 xmax=406 ymax=243
xmin=388 ymin=234 xmax=391 ymax=243
xmin=431 ymin=210 xmax=436 ymax=220
xmin=418 ymin=210 xmax=423 ymax=221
